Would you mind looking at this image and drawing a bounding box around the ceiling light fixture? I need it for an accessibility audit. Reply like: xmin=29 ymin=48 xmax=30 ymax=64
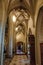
xmin=15 ymin=27 xmax=18 ymax=31
xmin=12 ymin=15 xmax=16 ymax=22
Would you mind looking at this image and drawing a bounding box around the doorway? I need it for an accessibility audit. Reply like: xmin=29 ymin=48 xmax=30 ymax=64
xmin=16 ymin=42 xmax=25 ymax=54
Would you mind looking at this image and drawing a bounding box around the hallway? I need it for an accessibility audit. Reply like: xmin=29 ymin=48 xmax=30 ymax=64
xmin=1 ymin=0 xmax=43 ymax=65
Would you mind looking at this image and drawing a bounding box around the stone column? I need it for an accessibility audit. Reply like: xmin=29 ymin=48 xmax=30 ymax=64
xmin=0 ymin=24 xmax=3 ymax=64
xmin=8 ymin=22 xmax=13 ymax=57
xmin=0 ymin=2 xmax=7 ymax=65
xmin=0 ymin=18 xmax=7 ymax=65
xmin=13 ymin=30 xmax=16 ymax=53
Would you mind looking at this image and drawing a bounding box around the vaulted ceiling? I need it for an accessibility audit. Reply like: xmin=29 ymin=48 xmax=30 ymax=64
xmin=3 ymin=0 xmax=43 ymax=23
xmin=1 ymin=0 xmax=43 ymax=26
xmin=3 ymin=0 xmax=37 ymax=18
xmin=8 ymin=0 xmax=37 ymax=14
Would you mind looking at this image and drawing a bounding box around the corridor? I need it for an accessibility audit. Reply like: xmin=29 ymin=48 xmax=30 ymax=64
xmin=1 ymin=0 xmax=43 ymax=65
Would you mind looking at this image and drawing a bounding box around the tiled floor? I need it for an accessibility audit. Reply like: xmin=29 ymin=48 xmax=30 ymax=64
xmin=9 ymin=55 xmax=30 ymax=65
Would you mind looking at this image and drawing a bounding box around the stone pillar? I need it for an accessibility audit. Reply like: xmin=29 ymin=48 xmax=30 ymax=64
xmin=0 ymin=24 xmax=2 ymax=64
xmin=9 ymin=22 xmax=13 ymax=57
xmin=0 ymin=1 xmax=4 ymax=65
xmin=0 ymin=21 xmax=7 ymax=65
xmin=0 ymin=0 xmax=9 ymax=65
xmin=13 ymin=30 xmax=16 ymax=53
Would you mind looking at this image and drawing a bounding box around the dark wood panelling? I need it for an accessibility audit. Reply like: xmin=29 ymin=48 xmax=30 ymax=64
xmin=40 ymin=43 xmax=43 ymax=65
xmin=28 ymin=35 xmax=36 ymax=65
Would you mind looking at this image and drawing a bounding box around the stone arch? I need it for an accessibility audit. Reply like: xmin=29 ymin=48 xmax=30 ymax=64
xmin=35 ymin=2 xmax=43 ymax=26
xmin=36 ymin=6 xmax=43 ymax=65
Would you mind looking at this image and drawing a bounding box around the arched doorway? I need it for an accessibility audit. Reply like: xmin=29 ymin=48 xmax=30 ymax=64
xmin=36 ymin=6 xmax=43 ymax=65
xmin=16 ymin=42 xmax=25 ymax=54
